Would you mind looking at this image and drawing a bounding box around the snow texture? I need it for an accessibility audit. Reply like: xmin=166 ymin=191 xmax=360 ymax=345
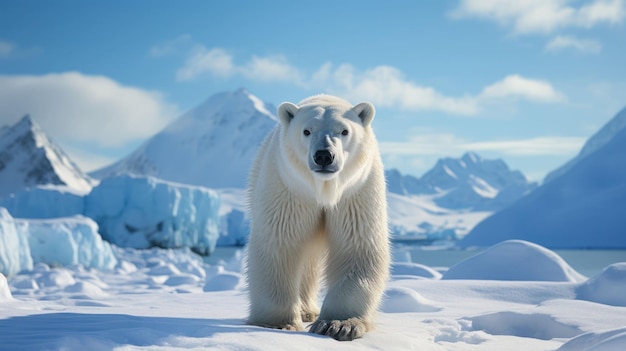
xmin=1 ymin=241 xmax=625 ymax=350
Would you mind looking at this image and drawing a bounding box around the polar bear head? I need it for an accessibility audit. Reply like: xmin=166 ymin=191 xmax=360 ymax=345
xmin=276 ymin=95 xmax=377 ymax=206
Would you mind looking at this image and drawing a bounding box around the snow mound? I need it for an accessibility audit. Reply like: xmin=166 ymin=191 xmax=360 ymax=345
xmin=0 ymin=273 xmax=11 ymax=301
xmin=442 ymin=240 xmax=586 ymax=282
xmin=203 ymin=271 xmax=243 ymax=291
xmin=64 ymin=281 xmax=108 ymax=299
xmin=85 ymin=175 xmax=221 ymax=255
xmin=391 ymin=262 xmax=442 ymax=279
xmin=37 ymin=268 xmax=76 ymax=288
xmin=577 ymin=263 xmax=626 ymax=306
xmin=557 ymin=327 xmax=626 ymax=351
xmin=381 ymin=287 xmax=442 ymax=313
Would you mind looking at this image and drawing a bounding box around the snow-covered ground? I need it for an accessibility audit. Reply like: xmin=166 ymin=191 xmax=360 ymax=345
xmin=2 ymin=240 xmax=625 ymax=351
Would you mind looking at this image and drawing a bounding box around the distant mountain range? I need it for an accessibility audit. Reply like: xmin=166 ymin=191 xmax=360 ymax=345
xmin=462 ymin=105 xmax=626 ymax=248
xmin=386 ymin=152 xmax=537 ymax=211
xmin=0 ymin=115 xmax=94 ymax=199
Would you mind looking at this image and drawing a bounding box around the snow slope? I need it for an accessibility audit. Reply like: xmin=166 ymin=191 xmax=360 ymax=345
xmin=545 ymin=105 xmax=626 ymax=183
xmin=0 ymin=115 xmax=94 ymax=199
xmin=91 ymin=88 xmax=278 ymax=189
xmin=461 ymin=120 xmax=626 ymax=249
xmin=1 ymin=240 xmax=626 ymax=350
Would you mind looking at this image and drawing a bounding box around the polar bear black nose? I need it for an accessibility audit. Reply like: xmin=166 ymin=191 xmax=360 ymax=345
xmin=314 ymin=150 xmax=334 ymax=166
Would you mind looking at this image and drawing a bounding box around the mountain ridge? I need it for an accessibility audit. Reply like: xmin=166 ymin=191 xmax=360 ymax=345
xmin=90 ymin=88 xmax=278 ymax=189
xmin=0 ymin=115 xmax=95 ymax=198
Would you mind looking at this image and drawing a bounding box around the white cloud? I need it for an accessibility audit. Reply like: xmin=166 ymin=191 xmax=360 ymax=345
xmin=479 ymin=74 xmax=566 ymax=102
xmin=379 ymin=133 xmax=586 ymax=157
xmin=241 ymin=55 xmax=304 ymax=83
xmin=451 ymin=0 xmax=626 ymax=34
xmin=176 ymin=47 xmax=235 ymax=81
xmin=0 ymin=72 xmax=179 ymax=147
xmin=149 ymin=34 xmax=193 ymax=57
xmin=0 ymin=41 xmax=14 ymax=58
xmin=324 ymin=65 xmax=479 ymax=115
xmin=545 ymin=35 xmax=602 ymax=53
xmin=167 ymin=38 xmax=564 ymax=115
xmin=321 ymin=67 xmax=564 ymax=114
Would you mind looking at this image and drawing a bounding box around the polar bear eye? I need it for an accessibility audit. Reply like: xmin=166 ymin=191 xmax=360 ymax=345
xmin=303 ymin=129 xmax=311 ymax=136
xmin=341 ymin=129 xmax=349 ymax=136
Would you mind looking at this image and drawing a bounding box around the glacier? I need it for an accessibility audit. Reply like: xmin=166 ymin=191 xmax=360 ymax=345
xmin=85 ymin=175 xmax=220 ymax=255
xmin=0 ymin=208 xmax=116 ymax=276
xmin=1 ymin=174 xmax=222 ymax=258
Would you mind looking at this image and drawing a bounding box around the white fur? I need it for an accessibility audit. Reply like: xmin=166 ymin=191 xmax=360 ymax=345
xmin=246 ymin=95 xmax=390 ymax=341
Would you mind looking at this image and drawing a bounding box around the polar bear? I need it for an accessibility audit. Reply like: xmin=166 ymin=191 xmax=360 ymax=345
xmin=246 ymin=94 xmax=390 ymax=341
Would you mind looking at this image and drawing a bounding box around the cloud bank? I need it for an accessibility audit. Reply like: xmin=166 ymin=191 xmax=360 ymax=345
xmin=379 ymin=133 xmax=586 ymax=157
xmin=450 ymin=0 xmax=625 ymax=34
xmin=155 ymin=38 xmax=566 ymax=116
xmin=0 ymin=72 xmax=178 ymax=147
xmin=544 ymin=35 xmax=603 ymax=53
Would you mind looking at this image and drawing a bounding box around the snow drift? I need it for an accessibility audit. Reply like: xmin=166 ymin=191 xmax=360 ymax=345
xmin=442 ymin=240 xmax=586 ymax=282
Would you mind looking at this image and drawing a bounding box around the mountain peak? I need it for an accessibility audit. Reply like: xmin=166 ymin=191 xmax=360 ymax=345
xmin=390 ymin=152 xmax=536 ymax=211
xmin=91 ymin=89 xmax=278 ymax=189
xmin=461 ymin=151 xmax=481 ymax=165
xmin=0 ymin=115 xmax=95 ymax=198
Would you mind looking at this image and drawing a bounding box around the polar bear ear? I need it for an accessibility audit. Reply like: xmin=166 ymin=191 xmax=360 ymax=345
xmin=352 ymin=102 xmax=376 ymax=127
xmin=277 ymin=102 xmax=299 ymax=126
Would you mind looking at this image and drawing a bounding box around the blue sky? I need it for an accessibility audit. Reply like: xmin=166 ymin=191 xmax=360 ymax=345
xmin=1 ymin=0 xmax=625 ymax=181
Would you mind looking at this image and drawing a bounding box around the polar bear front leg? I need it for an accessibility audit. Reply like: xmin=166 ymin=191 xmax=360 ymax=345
xmin=310 ymin=200 xmax=390 ymax=341
xmin=299 ymin=236 xmax=324 ymax=322
xmin=246 ymin=235 xmax=305 ymax=331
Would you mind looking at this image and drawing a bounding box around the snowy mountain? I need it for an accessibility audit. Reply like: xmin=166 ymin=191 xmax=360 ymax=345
xmin=386 ymin=152 xmax=537 ymax=211
xmin=91 ymin=88 xmax=278 ymax=189
xmin=461 ymin=107 xmax=626 ymax=249
xmin=544 ymin=105 xmax=626 ymax=183
xmin=0 ymin=115 xmax=95 ymax=199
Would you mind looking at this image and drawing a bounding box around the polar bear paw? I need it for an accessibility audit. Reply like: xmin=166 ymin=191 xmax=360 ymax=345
xmin=309 ymin=317 xmax=368 ymax=341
